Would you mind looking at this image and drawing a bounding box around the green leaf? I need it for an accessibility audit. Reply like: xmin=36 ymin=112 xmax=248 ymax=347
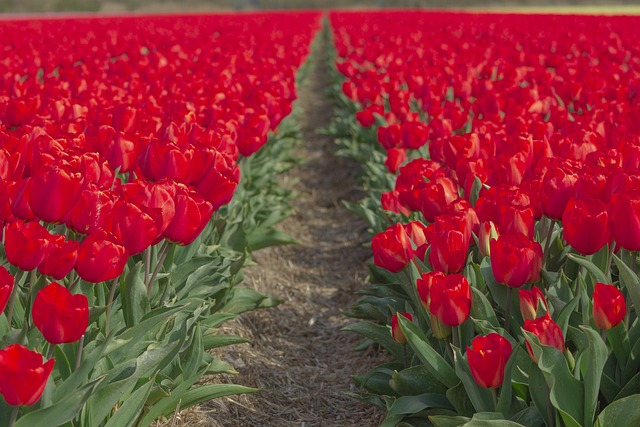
xmin=613 ymin=254 xmax=640 ymax=319
xmin=218 ymin=287 xmax=280 ymax=314
xmin=122 ymin=262 xmax=150 ymax=328
xmin=446 ymin=382 xmax=475 ymax=417
xmin=525 ymin=332 xmax=584 ymax=427
xmin=247 ymin=227 xmax=299 ymax=251
xmin=343 ymin=322 xmax=403 ymax=360
xmin=527 ymin=365 xmax=551 ymax=427
xmin=470 ymin=287 xmax=499 ymax=329
xmin=614 ymin=370 xmax=640 ymax=400
xmin=202 ymin=334 xmax=249 ymax=350
xmin=397 ymin=315 xmax=459 ymax=388
xmin=452 ymin=347 xmax=495 ymax=413
xmin=389 ymin=366 xmax=449 ymax=396
xmin=430 ymin=415 xmax=471 ymax=427
xmin=387 ymin=393 xmax=454 ymax=417
xmin=580 ymin=326 xmax=608 ymax=426
xmin=176 ymin=384 xmax=257 ymax=411
xmin=566 ymin=253 xmax=608 ymax=284
xmin=607 ymin=322 xmax=630 ymax=373
xmin=496 ymin=347 xmax=522 ymax=418
xmin=103 ymin=377 xmax=155 ymax=427
xmin=182 ymin=324 xmax=204 ymax=379
xmin=509 ymin=407 xmax=544 ymax=427
xmin=595 ymin=395 xmax=640 ymax=427
xmin=555 ymin=294 xmax=580 ymax=337
xmin=480 ymin=258 xmax=509 ymax=311
xmin=15 ymin=378 xmax=102 ymax=427
xmin=599 ymin=373 xmax=621 ymax=404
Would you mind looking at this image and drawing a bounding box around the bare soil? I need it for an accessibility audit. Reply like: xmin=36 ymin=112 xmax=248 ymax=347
xmin=158 ymin=32 xmax=386 ymax=427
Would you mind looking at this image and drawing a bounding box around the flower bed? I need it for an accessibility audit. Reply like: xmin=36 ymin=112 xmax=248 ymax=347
xmin=329 ymin=11 xmax=640 ymax=427
xmin=0 ymin=12 xmax=320 ymax=426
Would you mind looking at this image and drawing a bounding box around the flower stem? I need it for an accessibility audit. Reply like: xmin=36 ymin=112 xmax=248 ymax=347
xmin=75 ymin=334 xmax=85 ymax=370
xmin=8 ymin=406 xmax=19 ymax=427
xmin=492 ymin=387 xmax=499 ymax=412
xmin=546 ymin=383 xmax=555 ymax=427
xmin=504 ymin=287 xmax=513 ymax=335
xmin=144 ymin=247 xmax=151 ymax=286
xmin=46 ymin=343 xmax=55 ymax=360
xmin=146 ymin=240 xmax=171 ymax=298
xmin=5 ymin=269 xmax=25 ymax=326
xmin=604 ymin=240 xmax=615 ymax=280
xmin=452 ymin=325 xmax=460 ymax=349
xmin=542 ymin=219 xmax=555 ymax=270
xmin=105 ymin=279 xmax=119 ymax=336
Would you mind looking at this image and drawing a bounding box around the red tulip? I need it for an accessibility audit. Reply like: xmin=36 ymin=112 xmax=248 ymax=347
xmin=609 ymin=193 xmax=640 ymax=251
xmin=391 ymin=312 xmax=413 ymax=344
xmin=490 ymin=233 xmax=543 ymax=288
xmin=75 ymin=230 xmax=129 ymax=283
xmin=32 ymin=282 xmax=88 ymax=344
xmin=385 ymin=148 xmax=406 ymax=174
xmin=28 ymin=164 xmax=84 ymax=224
xmin=416 ymin=271 xmax=445 ymax=310
xmin=467 ymin=333 xmax=512 ymax=389
xmin=524 ymin=313 xmax=565 ymax=362
xmin=562 ymin=198 xmax=610 ymax=255
xmin=163 ymin=186 xmax=214 ymax=246
xmin=0 ymin=267 xmax=14 ymax=314
xmin=540 ymin=162 xmax=579 ymax=220
xmin=110 ymin=200 xmax=159 ymax=255
xmin=4 ymin=220 xmax=50 ymax=271
xmin=593 ymin=283 xmax=626 ymax=330
xmin=478 ymin=221 xmax=499 ymax=258
xmin=428 ymin=227 xmax=468 ymax=274
xmin=0 ymin=344 xmax=55 ymax=406
xmin=381 ymin=190 xmax=411 ymax=216
xmin=372 ymin=223 xmax=412 ymax=273
xmin=518 ymin=287 xmax=547 ymax=322
xmin=38 ymin=234 xmax=78 ymax=280
xmin=429 ymin=273 xmax=472 ymax=326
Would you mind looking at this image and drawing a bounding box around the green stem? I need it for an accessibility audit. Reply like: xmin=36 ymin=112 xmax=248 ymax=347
xmin=46 ymin=343 xmax=55 ymax=360
xmin=604 ymin=240 xmax=615 ymax=280
xmin=146 ymin=240 xmax=171 ymax=298
xmin=452 ymin=325 xmax=460 ymax=349
xmin=8 ymin=406 xmax=19 ymax=427
xmin=105 ymin=279 xmax=119 ymax=336
xmin=75 ymin=334 xmax=85 ymax=370
xmin=546 ymin=383 xmax=555 ymax=427
xmin=144 ymin=247 xmax=151 ymax=286
xmin=504 ymin=287 xmax=513 ymax=335
xmin=542 ymin=219 xmax=555 ymax=270
xmin=601 ymin=329 xmax=607 ymax=344
xmin=492 ymin=387 xmax=499 ymax=412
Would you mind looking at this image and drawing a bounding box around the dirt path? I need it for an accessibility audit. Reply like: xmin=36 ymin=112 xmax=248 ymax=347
xmin=186 ymin=32 xmax=386 ymax=427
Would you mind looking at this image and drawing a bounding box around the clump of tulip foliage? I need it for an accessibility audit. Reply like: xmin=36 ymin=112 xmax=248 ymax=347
xmin=0 ymin=12 xmax=320 ymax=426
xmin=330 ymin=11 xmax=640 ymax=427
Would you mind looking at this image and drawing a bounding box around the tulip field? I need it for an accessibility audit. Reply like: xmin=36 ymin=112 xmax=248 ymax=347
xmin=1 ymin=7 xmax=640 ymax=427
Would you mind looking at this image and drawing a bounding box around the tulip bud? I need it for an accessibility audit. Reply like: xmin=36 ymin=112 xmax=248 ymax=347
xmin=416 ymin=271 xmax=445 ymax=311
xmin=518 ymin=287 xmax=547 ymax=322
xmin=0 ymin=344 xmax=55 ymax=406
xmin=467 ymin=333 xmax=512 ymax=389
xmin=32 ymin=282 xmax=89 ymax=344
xmin=524 ymin=313 xmax=565 ymax=363
xmin=430 ymin=314 xmax=452 ymax=339
xmin=391 ymin=312 xmax=413 ymax=344
xmin=371 ymin=223 xmax=412 ymax=273
xmin=593 ymin=283 xmax=626 ymax=330
xmin=478 ymin=221 xmax=499 ymax=258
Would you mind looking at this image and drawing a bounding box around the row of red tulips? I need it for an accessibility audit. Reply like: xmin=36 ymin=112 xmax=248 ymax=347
xmin=329 ymin=11 xmax=640 ymax=427
xmin=0 ymin=12 xmax=320 ymax=425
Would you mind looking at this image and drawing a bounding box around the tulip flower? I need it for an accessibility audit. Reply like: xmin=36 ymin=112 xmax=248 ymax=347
xmin=416 ymin=271 xmax=445 ymax=310
xmin=75 ymin=230 xmax=129 ymax=283
xmin=164 ymin=187 xmax=214 ymax=246
xmin=0 ymin=267 xmax=14 ymax=314
xmin=562 ymin=197 xmax=610 ymax=255
xmin=110 ymin=200 xmax=159 ymax=255
xmin=478 ymin=221 xmax=499 ymax=258
xmin=28 ymin=164 xmax=84 ymax=224
xmin=4 ymin=220 xmax=50 ymax=271
xmin=391 ymin=312 xmax=413 ymax=344
xmin=467 ymin=333 xmax=512 ymax=389
xmin=38 ymin=234 xmax=79 ymax=280
xmin=384 ymin=148 xmax=406 ymax=174
xmin=429 ymin=273 xmax=472 ymax=327
xmin=371 ymin=223 xmax=413 ymax=273
xmin=428 ymin=227 xmax=468 ymax=274
xmin=518 ymin=287 xmax=547 ymax=322
xmin=0 ymin=344 xmax=55 ymax=406
xmin=32 ymin=282 xmax=89 ymax=344
xmin=490 ymin=233 xmax=543 ymax=288
xmin=540 ymin=161 xmax=579 ymax=220
xmin=524 ymin=313 xmax=565 ymax=362
xmin=609 ymin=193 xmax=640 ymax=251
xmin=593 ymin=283 xmax=626 ymax=330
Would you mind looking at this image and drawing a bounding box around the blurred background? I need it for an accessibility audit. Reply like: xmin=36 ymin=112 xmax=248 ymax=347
xmin=0 ymin=0 xmax=638 ymax=14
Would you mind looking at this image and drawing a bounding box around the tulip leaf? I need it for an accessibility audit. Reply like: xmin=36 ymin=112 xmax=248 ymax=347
xmin=527 ymin=364 xmax=552 ymax=427
xmin=613 ymin=254 xmax=640 ymax=319
xmin=122 ymin=262 xmax=150 ymax=328
xmin=524 ymin=331 xmax=584 ymax=427
xmin=470 ymin=287 xmax=499 ymax=329
xmin=452 ymin=347 xmax=495 ymax=413
xmin=397 ymin=315 xmax=459 ymax=388
xmin=343 ymin=321 xmax=403 ymax=360
xmin=600 ymin=372 xmax=621 ymax=404
xmin=607 ymin=322 xmax=630 ymax=374
xmin=103 ymin=376 xmax=155 ymax=427
xmin=216 ymin=287 xmax=280 ymax=314
xmin=390 ymin=366 xmax=449 ymax=396
xmin=579 ymin=326 xmax=608 ymax=426
xmin=182 ymin=324 xmax=204 ymax=379
xmin=446 ymin=382 xmax=475 ymax=417
xmin=509 ymin=406 xmax=544 ymax=427
xmin=479 ymin=258 xmax=510 ymax=313
xmin=624 ymin=330 xmax=640 ymax=383
xmin=595 ymin=395 xmax=640 ymax=427
xmin=247 ymin=227 xmax=299 ymax=251
xmin=555 ymin=293 xmax=580 ymax=337
xmin=387 ymin=393 xmax=455 ymax=418
xmin=429 ymin=415 xmax=471 ymax=427
xmin=354 ymin=366 xmax=396 ymax=395
xmin=566 ymin=253 xmax=608 ymax=285
xmin=202 ymin=333 xmax=248 ymax=350
xmin=496 ymin=347 xmax=523 ymax=418
xmin=15 ymin=377 xmax=102 ymax=427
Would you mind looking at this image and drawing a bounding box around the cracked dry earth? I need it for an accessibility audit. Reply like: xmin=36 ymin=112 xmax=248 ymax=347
xmin=161 ymin=36 xmax=387 ymax=427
